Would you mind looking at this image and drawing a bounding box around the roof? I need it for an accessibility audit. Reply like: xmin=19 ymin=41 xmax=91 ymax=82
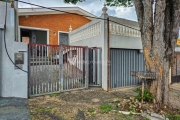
xmin=109 ymin=16 xmax=139 ymax=29
xmin=18 ymin=7 xmax=96 ymax=20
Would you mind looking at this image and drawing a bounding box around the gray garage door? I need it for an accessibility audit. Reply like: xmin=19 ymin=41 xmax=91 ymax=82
xmin=110 ymin=49 xmax=145 ymax=89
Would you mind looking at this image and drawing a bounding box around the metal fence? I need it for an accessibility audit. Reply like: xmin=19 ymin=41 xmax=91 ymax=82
xmin=171 ymin=53 xmax=180 ymax=84
xmin=110 ymin=49 xmax=145 ymax=89
xmin=28 ymin=44 xmax=90 ymax=97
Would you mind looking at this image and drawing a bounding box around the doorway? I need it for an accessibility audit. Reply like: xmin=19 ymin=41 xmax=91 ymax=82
xmin=20 ymin=29 xmax=47 ymax=56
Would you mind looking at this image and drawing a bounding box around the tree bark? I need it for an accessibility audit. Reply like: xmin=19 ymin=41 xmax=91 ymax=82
xmin=134 ymin=0 xmax=180 ymax=110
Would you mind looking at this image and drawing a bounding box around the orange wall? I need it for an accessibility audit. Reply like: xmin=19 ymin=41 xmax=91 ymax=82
xmin=19 ymin=14 xmax=91 ymax=45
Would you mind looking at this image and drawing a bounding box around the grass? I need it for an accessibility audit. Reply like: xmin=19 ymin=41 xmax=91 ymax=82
xmin=42 ymin=106 xmax=53 ymax=113
xmin=53 ymin=109 xmax=57 ymax=114
xmin=167 ymin=113 xmax=180 ymax=120
xmin=128 ymin=105 xmax=136 ymax=112
xmin=126 ymin=117 xmax=133 ymax=120
xmin=88 ymin=109 xmax=95 ymax=114
xmin=111 ymin=100 xmax=120 ymax=104
xmin=49 ymin=93 xmax=59 ymax=97
xmin=114 ymin=108 xmax=120 ymax=112
xmin=100 ymin=105 xmax=113 ymax=113
xmin=143 ymin=117 xmax=150 ymax=120
xmin=29 ymin=96 xmax=33 ymax=99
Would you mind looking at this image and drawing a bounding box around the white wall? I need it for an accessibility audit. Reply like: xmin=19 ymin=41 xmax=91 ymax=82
xmin=70 ymin=35 xmax=103 ymax=48
xmin=0 ymin=2 xmax=28 ymax=98
xmin=109 ymin=16 xmax=142 ymax=50
xmin=110 ymin=34 xmax=142 ymax=49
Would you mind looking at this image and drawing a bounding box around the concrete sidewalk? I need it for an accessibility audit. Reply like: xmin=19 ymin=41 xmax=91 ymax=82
xmin=169 ymin=83 xmax=180 ymax=108
xmin=170 ymin=83 xmax=180 ymax=91
xmin=0 ymin=97 xmax=31 ymax=120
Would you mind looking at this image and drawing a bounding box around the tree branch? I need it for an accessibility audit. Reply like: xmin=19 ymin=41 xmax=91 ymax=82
xmin=134 ymin=0 xmax=143 ymax=31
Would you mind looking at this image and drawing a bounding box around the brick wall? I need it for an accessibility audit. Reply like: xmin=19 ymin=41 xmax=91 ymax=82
xmin=19 ymin=14 xmax=91 ymax=45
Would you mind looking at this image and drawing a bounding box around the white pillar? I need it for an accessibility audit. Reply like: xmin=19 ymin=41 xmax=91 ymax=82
xmin=169 ymin=67 xmax=171 ymax=84
xmin=100 ymin=4 xmax=109 ymax=91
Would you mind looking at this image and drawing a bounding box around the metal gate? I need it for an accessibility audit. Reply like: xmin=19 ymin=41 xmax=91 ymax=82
xmin=88 ymin=47 xmax=102 ymax=86
xmin=28 ymin=44 xmax=89 ymax=97
xmin=171 ymin=53 xmax=180 ymax=84
xmin=110 ymin=49 xmax=145 ymax=89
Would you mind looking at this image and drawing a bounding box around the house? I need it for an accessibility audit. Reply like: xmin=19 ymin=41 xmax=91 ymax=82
xmin=69 ymin=5 xmax=145 ymax=91
xmin=18 ymin=7 xmax=95 ymax=46
xmin=18 ymin=4 xmax=145 ymax=95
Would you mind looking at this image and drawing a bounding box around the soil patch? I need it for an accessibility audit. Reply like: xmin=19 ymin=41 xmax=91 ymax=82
xmin=29 ymin=86 xmax=180 ymax=120
xmin=29 ymin=87 xmax=144 ymax=120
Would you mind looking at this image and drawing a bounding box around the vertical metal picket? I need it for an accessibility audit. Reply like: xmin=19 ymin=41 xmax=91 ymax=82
xmin=28 ymin=45 xmax=31 ymax=98
xmin=59 ymin=45 xmax=63 ymax=92
xmin=85 ymin=46 xmax=89 ymax=88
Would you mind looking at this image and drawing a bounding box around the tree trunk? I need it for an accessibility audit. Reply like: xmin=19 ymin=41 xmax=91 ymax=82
xmin=134 ymin=0 xmax=180 ymax=110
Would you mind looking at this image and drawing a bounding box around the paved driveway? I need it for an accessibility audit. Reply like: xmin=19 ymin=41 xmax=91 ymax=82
xmin=0 ymin=97 xmax=31 ymax=120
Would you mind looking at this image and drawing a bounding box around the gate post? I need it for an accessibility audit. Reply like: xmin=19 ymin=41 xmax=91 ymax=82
xmin=59 ymin=45 xmax=63 ymax=92
xmin=28 ymin=44 xmax=31 ymax=97
xmin=85 ymin=46 xmax=89 ymax=88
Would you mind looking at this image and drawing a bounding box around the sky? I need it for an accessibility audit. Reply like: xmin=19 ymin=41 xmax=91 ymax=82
xmin=18 ymin=0 xmax=138 ymax=21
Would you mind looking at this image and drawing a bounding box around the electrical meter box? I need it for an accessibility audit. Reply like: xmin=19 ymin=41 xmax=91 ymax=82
xmin=14 ymin=52 xmax=24 ymax=64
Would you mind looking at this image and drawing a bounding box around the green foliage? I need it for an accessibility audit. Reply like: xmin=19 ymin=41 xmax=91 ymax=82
xmin=114 ymin=107 xmax=119 ymax=112
xmin=100 ymin=105 xmax=112 ymax=113
xmin=49 ymin=93 xmax=59 ymax=97
xmin=128 ymin=104 xmax=136 ymax=112
xmin=64 ymin=0 xmax=133 ymax=7
xmin=143 ymin=117 xmax=150 ymax=120
xmin=129 ymin=111 xmax=133 ymax=115
xmin=167 ymin=113 xmax=180 ymax=120
xmin=106 ymin=0 xmax=133 ymax=7
xmin=134 ymin=88 xmax=154 ymax=101
xmin=64 ymin=0 xmax=85 ymax=4
xmin=88 ymin=109 xmax=95 ymax=113
xmin=126 ymin=117 xmax=133 ymax=120
xmin=29 ymin=96 xmax=33 ymax=99
xmin=42 ymin=107 xmax=52 ymax=113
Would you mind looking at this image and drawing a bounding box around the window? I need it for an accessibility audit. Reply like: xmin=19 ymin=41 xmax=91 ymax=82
xmin=59 ymin=32 xmax=69 ymax=45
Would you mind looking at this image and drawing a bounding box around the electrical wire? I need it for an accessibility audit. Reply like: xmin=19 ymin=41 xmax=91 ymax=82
xmin=15 ymin=0 xmax=140 ymax=31
xmin=27 ymin=0 xmax=33 ymax=10
xmin=15 ymin=1 xmax=176 ymax=74
xmin=4 ymin=0 xmax=28 ymax=73
xmin=3 ymin=0 xmax=140 ymax=73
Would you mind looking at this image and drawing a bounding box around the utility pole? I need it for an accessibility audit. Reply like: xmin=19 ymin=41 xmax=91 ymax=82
xmin=14 ymin=0 xmax=19 ymax=41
